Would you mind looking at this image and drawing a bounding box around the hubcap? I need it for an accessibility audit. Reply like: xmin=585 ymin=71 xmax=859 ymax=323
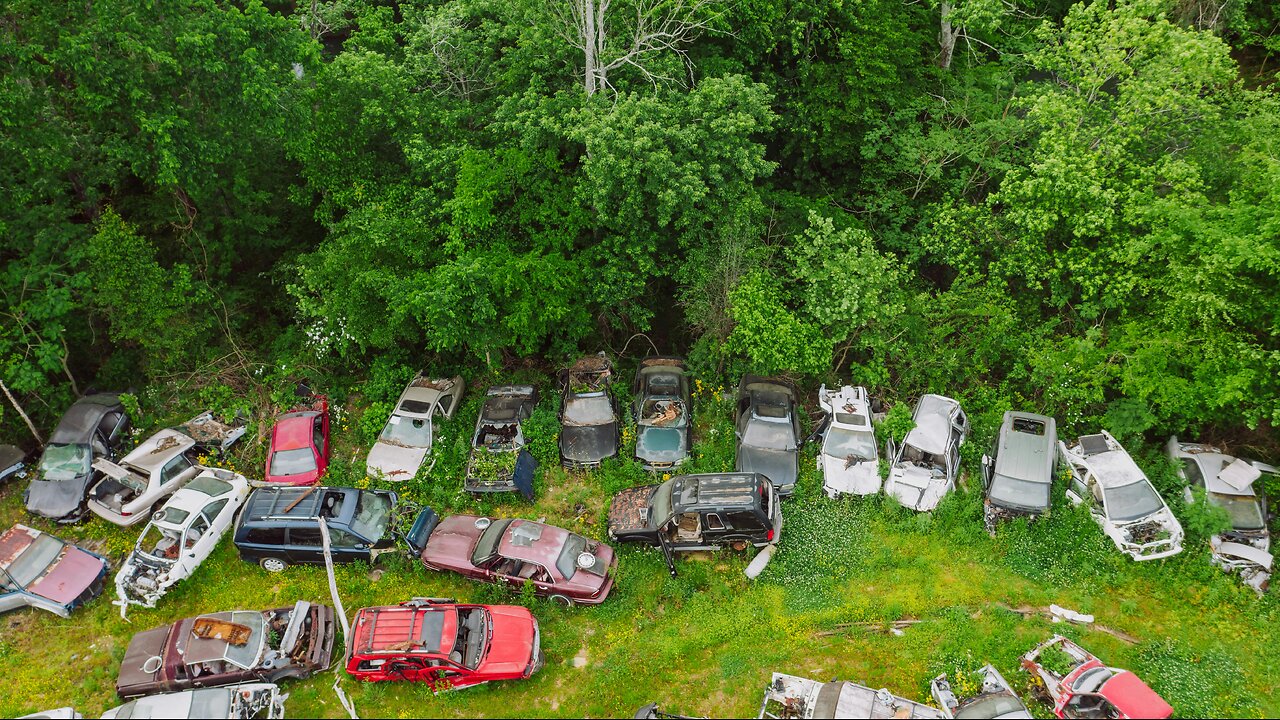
xmin=261 ymin=558 xmax=287 ymax=572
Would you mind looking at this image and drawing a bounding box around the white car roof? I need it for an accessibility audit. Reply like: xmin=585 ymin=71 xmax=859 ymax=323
xmin=903 ymin=394 xmax=960 ymax=456
xmin=119 ymin=429 xmax=193 ymax=472
xmin=822 ymin=386 xmax=873 ymax=431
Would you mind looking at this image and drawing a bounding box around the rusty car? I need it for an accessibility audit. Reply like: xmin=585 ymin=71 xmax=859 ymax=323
xmin=558 ymin=353 xmax=620 ymax=469
xmin=0 ymin=524 xmax=108 ymax=618
xmin=981 ymin=411 xmax=1058 ymax=532
xmin=367 ymin=374 xmax=464 ymax=481
xmin=464 ymin=385 xmax=539 ymax=498
xmin=885 ymin=394 xmax=969 ymax=512
xmin=633 ymin=357 xmax=693 ymax=471
xmin=25 ymin=392 xmax=130 ymax=522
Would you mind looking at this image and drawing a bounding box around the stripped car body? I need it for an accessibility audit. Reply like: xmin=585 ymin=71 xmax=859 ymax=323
xmin=981 ymin=411 xmax=1057 ymax=531
xmin=1021 ymin=635 xmax=1172 ymax=719
xmin=816 ymin=384 xmax=878 ymax=498
xmin=102 ymin=683 xmax=285 ymax=719
xmin=264 ymin=395 xmax=330 ymax=486
xmin=735 ymin=376 xmax=801 ymax=496
xmin=885 ymin=395 xmax=969 ymax=512
xmin=931 ymin=665 xmax=1032 ymax=719
xmin=633 ymin=358 xmax=692 ymax=471
xmin=115 ymin=469 xmax=250 ymax=616
xmin=1060 ymin=431 xmax=1183 ymax=561
xmin=0 ymin=524 xmax=108 ymax=617
xmin=117 ymin=601 xmax=334 ymax=697
xmin=559 ymin=354 xmax=619 ymax=469
xmin=367 ymin=374 xmax=464 ymax=481
xmin=465 ymin=385 xmax=538 ymax=498
xmin=1167 ymin=436 xmax=1276 ymax=593
xmin=759 ymin=672 xmax=944 ymax=719
xmin=25 ymin=392 xmax=129 ymax=522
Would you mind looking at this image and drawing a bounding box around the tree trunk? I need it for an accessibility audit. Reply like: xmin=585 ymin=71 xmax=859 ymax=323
xmin=582 ymin=0 xmax=598 ymax=96
xmin=938 ymin=0 xmax=956 ymax=70
xmin=0 ymin=378 xmax=44 ymax=446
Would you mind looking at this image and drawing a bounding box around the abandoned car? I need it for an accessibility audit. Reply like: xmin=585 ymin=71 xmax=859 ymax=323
xmin=633 ymin=357 xmax=693 ymax=471
xmin=0 ymin=444 xmax=30 ymax=485
xmin=263 ymin=394 xmax=330 ymax=486
xmin=115 ymin=469 xmax=250 ymax=616
xmin=88 ymin=412 xmax=245 ymax=527
xmin=981 ymin=411 xmax=1058 ymax=531
xmin=233 ymin=485 xmax=398 ymax=572
xmin=345 ymin=598 xmax=544 ymax=690
xmin=464 ymin=385 xmax=539 ymax=498
xmin=559 ymin=353 xmax=620 ymax=469
xmin=1021 ymin=634 xmax=1172 ymax=719
xmin=116 ymin=601 xmax=334 ymax=697
xmin=931 ymin=665 xmax=1031 ymax=719
xmin=0 ymin=524 xmax=108 ymax=618
xmin=885 ymin=394 xmax=970 ymax=512
xmin=25 ymin=392 xmax=130 ymax=522
xmin=1167 ymin=436 xmax=1276 ymax=593
xmin=408 ymin=510 xmax=616 ymax=606
xmin=102 ymin=683 xmax=285 ymax=720
xmin=735 ymin=376 xmax=802 ymax=496
xmin=816 ymin=384 xmax=879 ymax=498
xmin=758 ymin=671 xmax=944 ymax=719
xmin=1060 ymin=431 xmax=1183 ymax=561
xmin=367 ymin=374 xmax=464 ymax=481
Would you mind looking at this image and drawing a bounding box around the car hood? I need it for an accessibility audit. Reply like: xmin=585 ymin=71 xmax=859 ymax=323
xmin=25 ymin=476 xmax=92 ymax=519
xmin=560 ymin=423 xmax=617 ymax=463
xmin=888 ymin=465 xmax=947 ymax=511
xmin=479 ymin=606 xmax=537 ymax=675
xmin=27 ymin=545 xmax=106 ymax=605
xmin=366 ymin=442 xmax=428 ymax=481
xmin=421 ymin=516 xmax=485 ymax=569
xmin=736 ymin=446 xmax=797 ymax=487
xmin=608 ymin=485 xmax=658 ymax=533
xmin=821 ymin=455 xmax=880 ymax=496
xmin=117 ymin=625 xmax=172 ymax=691
xmin=636 ymin=427 xmax=687 ymax=463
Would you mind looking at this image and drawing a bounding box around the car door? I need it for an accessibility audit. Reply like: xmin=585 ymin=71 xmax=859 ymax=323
xmin=286 ymin=527 xmax=324 ymax=564
xmin=157 ymin=455 xmax=197 ymax=497
xmin=312 ymin=415 xmax=329 ymax=474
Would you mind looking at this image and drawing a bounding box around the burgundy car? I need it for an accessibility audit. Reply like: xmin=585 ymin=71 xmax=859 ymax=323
xmin=116 ymin=601 xmax=335 ymax=698
xmin=407 ymin=510 xmax=616 ymax=606
xmin=0 ymin=524 xmax=108 ymax=617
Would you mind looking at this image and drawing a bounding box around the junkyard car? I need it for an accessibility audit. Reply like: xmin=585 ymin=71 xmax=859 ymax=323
xmin=233 ymin=485 xmax=398 ymax=572
xmin=816 ymin=384 xmax=878 ymax=498
xmin=346 ymin=598 xmax=544 ymax=690
xmin=408 ymin=510 xmax=616 ymax=605
xmin=981 ymin=411 xmax=1057 ymax=531
xmin=1060 ymin=431 xmax=1183 ymax=561
xmin=367 ymin=374 xmax=463 ymax=481
xmin=735 ymin=376 xmax=802 ymax=496
xmin=115 ymin=468 xmax=250 ymax=616
xmin=25 ymin=392 xmax=130 ymax=522
xmin=758 ymin=671 xmax=944 ymax=719
xmin=559 ymin=353 xmax=619 ymax=469
xmin=264 ymin=394 xmax=330 ymax=486
xmin=1167 ymin=436 xmax=1276 ymax=593
xmin=0 ymin=524 xmax=108 ymax=617
xmin=117 ymin=601 xmax=334 ymax=697
xmin=931 ymin=665 xmax=1032 ymax=719
xmin=1021 ymin=635 xmax=1172 ymax=719
xmin=464 ymin=385 xmax=539 ymax=498
xmin=634 ymin=357 xmax=692 ymax=471
xmin=885 ymin=394 xmax=969 ymax=512
xmin=0 ymin=444 xmax=30 ymax=485
xmin=88 ymin=412 xmax=245 ymax=526
xmin=102 ymin=683 xmax=285 ymax=720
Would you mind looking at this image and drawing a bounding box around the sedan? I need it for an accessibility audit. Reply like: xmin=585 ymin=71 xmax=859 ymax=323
xmin=25 ymin=392 xmax=129 ymax=521
xmin=734 ymin=376 xmax=801 ymax=496
xmin=0 ymin=524 xmax=108 ymax=617
xmin=264 ymin=396 xmax=329 ymax=486
xmin=366 ymin=375 xmax=463 ymax=481
xmin=633 ymin=358 xmax=692 ymax=471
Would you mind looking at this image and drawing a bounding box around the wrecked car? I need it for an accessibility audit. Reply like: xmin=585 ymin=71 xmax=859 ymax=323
xmin=25 ymin=392 xmax=130 ymax=522
xmin=367 ymin=374 xmax=464 ymax=481
xmin=885 ymin=394 xmax=969 ymax=512
xmin=233 ymin=485 xmax=398 ymax=572
xmin=88 ymin=412 xmax=245 ymax=527
xmin=758 ymin=671 xmax=944 ymax=719
xmin=931 ymin=665 xmax=1031 ymax=719
xmin=1022 ymin=634 xmax=1172 ymax=719
xmin=1060 ymin=431 xmax=1183 ymax=561
xmin=0 ymin=524 xmax=108 ymax=618
xmin=559 ymin=353 xmax=619 ymax=469
xmin=816 ymin=384 xmax=879 ymax=498
xmin=1167 ymin=436 xmax=1276 ymax=593
xmin=408 ymin=510 xmax=616 ymax=606
xmin=633 ymin=357 xmax=692 ymax=471
xmin=735 ymin=376 xmax=802 ymax=496
xmin=117 ymin=601 xmax=334 ymax=697
xmin=981 ymin=411 xmax=1057 ymax=531
xmin=264 ymin=394 xmax=330 ymax=486
xmin=346 ymin=598 xmax=544 ymax=690
xmin=464 ymin=385 xmax=539 ymax=498
xmin=102 ymin=683 xmax=285 ymax=720
xmin=0 ymin=444 xmax=30 ymax=485
xmin=115 ymin=468 xmax=250 ymax=616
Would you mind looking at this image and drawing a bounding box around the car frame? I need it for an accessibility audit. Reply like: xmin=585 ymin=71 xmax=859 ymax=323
xmin=981 ymin=411 xmax=1058 ymax=532
xmin=1021 ymin=634 xmax=1172 ymax=719
xmin=633 ymin=357 xmax=693 ymax=471
xmin=464 ymin=385 xmax=539 ymax=498
xmin=102 ymin=683 xmax=285 ymax=720
xmin=815 ymin=384 xmax=879 ymax=498
xmin=0 ymin=524 xmax=109 ymax=618
xmin=558 ymin=353 xmax=620 ymax=469
xmin=25 ymin=392 xmax=130 ymax=522
xmin=931 ymin=664 xmax=1032 ymax=719
xmin=233 ymin=485 xmax=399 ymax=573
xmin=734 ymin=375 xmax=802 ymax=496
xmin=758 ymin=671 xmax=944 ymax=719
xmin=367 ymin=374 xmax=464 ymax=481
xmin=264 ymin=394 xmax=330 ymax=486
xmin=885 ymin=394 xmax=969 ymax=512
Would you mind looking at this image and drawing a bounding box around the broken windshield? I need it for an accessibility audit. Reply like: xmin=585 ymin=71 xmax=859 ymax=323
xmin=1106 ymin=481 xmax=1164 ymax=522
xmin=556 ymin=534 xmax=605 ymax=579
xmin=650 ymin=480 xmax=674 ymax=529
xmin=1 ymin=533 xmax=63 ymax=590
xmin=471 ymin=519 xmax=514 ymax=566
xmin=563 ymin=395 xmax=614 ymax=426
xmin=379 ymin=416 xmax=431 ymax=448
xmin=270 ymin=448 xmax=317 ymax=476
xmin=349 ymin=492 xmax=392 ymax=540
xmin=137 ymin=524 xmax=181 ymax=562
xmin=38 ymin=443 xmax=91 ymax=481
xmin=1208 ymin=492 xmax=1266 ymax=530
xmin=823 ymin=428 xmax=875 ymax=461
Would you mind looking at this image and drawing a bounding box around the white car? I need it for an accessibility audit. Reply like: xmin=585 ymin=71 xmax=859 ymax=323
xmin=816 ymin=384 xmax=879 ymax=498
xmin=366 ymin=374 xmax=464 ymax=481
xmin=114 ymin=468 xmax=250 ymax=617
xmin=931 ymin=664 xmax=1031 ymax=718
xmin=885 ymin=394 xmax=969 ymax=512
xmin=759 ymin=671 xmax=944 ymax=719
xmin=1060 ymin=431 xmax=1183 ymax=561
xmin=102 ymin=683 xmax=284 ymax=719
xmin=88 ymin=412 xmax=244 ymax=526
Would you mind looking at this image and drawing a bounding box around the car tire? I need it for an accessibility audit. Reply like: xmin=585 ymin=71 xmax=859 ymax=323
xmin=549 ymin=594 xmax=574 ymax=608
xmin=260 ymin=557 xmax=289 ymax=573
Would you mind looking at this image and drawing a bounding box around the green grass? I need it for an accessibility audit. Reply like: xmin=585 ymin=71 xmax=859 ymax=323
xmin=1 ymin=378 xmax=1278 ymax=718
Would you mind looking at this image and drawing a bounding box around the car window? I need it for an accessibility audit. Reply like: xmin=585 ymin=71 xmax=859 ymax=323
xmin=705 ymin=513 xmax=725 ymax=530
xmin=244 ymin=527 xmax=285 ymax=545
xmin=1 ymin=534 xmax=64 ymax=590
xmin=726 ymin=511 xmax=760 ymax=530
xmin=98 ymin=411 xmax=122 ymax=438
xmin=290 ymin=528 xmax=322 ymax=546
xmin=161 ymin=455 xmax=193 ymax=483
xmin=349 ymin=492 xmax=393 ymax=541
xmin=201 ymin=499 xmax=229 ymax=523
xmin=329 ymin=529 xmax=362 ymax=547
xmin=313 ymin=416 xmax=324 ymax=450
xmin=185 ymin=514 xmax=211 ymax=549
xmin=1181 ymin=458 xmax=1205 ymax=487
xmin=271 ymin=448 xmax=317 ymax=476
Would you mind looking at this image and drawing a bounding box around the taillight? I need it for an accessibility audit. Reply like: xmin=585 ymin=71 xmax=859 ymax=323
xmin=120 ymin=510 xmax=132 ymax=517
xmin=766 ymin=529 xmax=774 ymax=542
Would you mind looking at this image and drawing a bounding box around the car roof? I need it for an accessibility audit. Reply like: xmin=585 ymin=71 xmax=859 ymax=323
xmin=1075 ymin=437 xmax=1148 ymax=489
xmin=48 ymin=393 xmax=123 ymax=445
xmin=904 ymin=394 xmax=961 ymax=456
xmin=120 ymin=429 xmax=194 ymax=472
xmin=396 ymin=380 xmax=456 ymax=417
xmin=160 ymin=473 xmax=241 ymax=522
xmin=480 ymin=385 xmax=537 ymax=422
xmin=993 ymin=412 xmax=1056 ymax=483
xmin=243 ymin=486 xmax=357 ymax=521
xmin=0 ymin=525 xmax=53 ymax=570
xmin=272 ymin=414 xmax=315 ymax=451
xmin=1100 ymin=671 xmax=1173 ymax=718
xmin=352 ymin=605 xmax=458 ymax=656
xmin=670 ymin=473 xmax=767 ymax=513
xmin=497 ymin=520 xmax=570 ymax=567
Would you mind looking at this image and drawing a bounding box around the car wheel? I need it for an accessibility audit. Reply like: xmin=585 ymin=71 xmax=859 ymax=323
xmin=549 ymin=594 xmax=574 ymax=608
xmin=260 ymin=557 xmax=289 ymax=573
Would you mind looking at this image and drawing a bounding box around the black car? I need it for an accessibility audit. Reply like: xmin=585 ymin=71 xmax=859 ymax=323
xmin=633 ymin=357 xmax=692 ymax=471
xmin=25 ymin=392 xmax=130 ymax=522
xmin=464 ymin=385 xmax=540 ymax=499
xmin=734 ymin=376 xmax=801 ymax=496
xmin=232 ymin=486 xmax=398 ymax=572
xmin=558 ymin=353 xmax=619 ymax=469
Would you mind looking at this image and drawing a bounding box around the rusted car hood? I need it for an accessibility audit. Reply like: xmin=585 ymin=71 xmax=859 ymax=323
xmin=117 ymin=626 xmax=172 ymax=691
xmin=608 ymin=485 xmax=658 ymax=533
xmin=27 ymin=545 xmax=106 ymax=604
xmin=421 ymin=515 xmax=485 ymax=569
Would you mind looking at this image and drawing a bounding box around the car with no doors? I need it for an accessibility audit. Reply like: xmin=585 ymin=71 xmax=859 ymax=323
xmin=885 ymin=394 xmax=969 ymax=512
xmin=0 ymin=524 xmax=108 ymax=618
xmin=25 ymin=392 xmax=130 ymax=522
xmin=465 ymin=385 xmax=539 ymax=498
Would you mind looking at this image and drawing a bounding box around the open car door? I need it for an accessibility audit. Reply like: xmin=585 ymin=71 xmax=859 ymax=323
xmin=513 ymin=450 xmax=538 ymax=501
xmin=656 ymin=525 xmax=678 ymax=578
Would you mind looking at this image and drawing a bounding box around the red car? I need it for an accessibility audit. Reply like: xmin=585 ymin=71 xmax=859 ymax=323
xmin=264 ymin=396 xmax=330 ymax=486
xmin=345 ymin=598 xmax=543 ymax=690
xmin=1023 ymin=635 xmax=1173 ymax=719
xmin=407 ymin=510 xmax=616 ymax=606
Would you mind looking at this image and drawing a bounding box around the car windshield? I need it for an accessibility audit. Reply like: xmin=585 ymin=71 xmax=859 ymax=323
xmin=0 ymin=533 xmax=63 ymax=590
xmin=956 ymin=694 xmax=1026 ymax=719
xmin=471 ymin=519 xmax=515 ymax=566
xmin=349 ymin=492 xmax=393 ymax=540
xmin=270 ymin=448 xmax=317 ymax=476
xmin=742 ymin=420 xmax=796 ymax=451
xmin=564 ymin=395 xmax=614 ymax=426
xmin=379 ymin=415 xmax=431 ymax=448
xmin=989 ymin=474 xmax=1051 ymax=511
xmin=1106 ymin=481 xmax=1165 ymax=522
xmin=37 ymin=443 xmax=91 ymax=481
xmin=137 ymin=524 xmax=181 ymax=563
xmin=650 ymin=480 xmax=675 ymax=528
xmin=823 ymin=428 xmax=875 ymax=461
xmin=1208 ymin=492 xmax=1267 ymax=530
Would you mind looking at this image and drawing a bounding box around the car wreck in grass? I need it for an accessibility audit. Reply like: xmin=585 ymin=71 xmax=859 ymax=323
xmin=264 ymin=393 xmax=330 ymax=486
xmin=0 ymin=524 xmax=108 ymax=618
xmin=816 ymin=384 xmax=879 ymax=498
xmin=25 ymin=392 xmax=130 ymax=522
xmin=1060 ymin=431 xmax=1183 ymax=561
xmin=102 ymin=683 xmax=285 ymax=720
xmin=367 ymin=374 xmax=464 ymax=481
xmin=981 ymin=411 xmax=1057 ymax=532
xmin=559 ymin=354 xmax=620 ymax=469
xmin=633 ymin=357 xmax=692 ymax=471
xmin=0 ymin=444 xmax=30 ymax=485
xmin=233 ymin=486 xmax=399 ymax=572
xmin=117 ymin=601 xmax=334 ymax=697
xmin=931 ymin=665 xmax=1031 ymax=719
xmin=465 ymin=385 xmax=539 ymax=499
xmin=1167 ymin=436 xmax=1276 ymax=593
xmin=885 ymin=394 xmax=969 ymax=512
xmin=735 ymin=376 xmax=802 ymax=496
xmin=1021 ymin=634 xmax=1172 ymax=719
xmin=759 ymin=672 xmax=944 ymax=719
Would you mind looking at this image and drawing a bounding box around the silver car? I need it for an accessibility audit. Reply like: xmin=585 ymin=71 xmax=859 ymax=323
xmin=735 ymin=376 xmax=801 ymax=496
xmin=885 ymin=394 xmax=969 ymax=512
xmin=366 ymin=374 xmax=464 ymax=481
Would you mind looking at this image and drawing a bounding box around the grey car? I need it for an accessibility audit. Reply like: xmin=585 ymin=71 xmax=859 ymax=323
xmin=25 ymin=392 xmax=130 ymax=522
xmin=633 ymin=357 xmax=692 ymax=471
xmin=734 ymin=376 xmax=801 ymax=496
xmin=559 ymin=354 xmax=619 ymax=469
xmin=465 ymin=385 xmax=540 ymax=498
xmin=981 ymin=411 xmax=1058 ymax=531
